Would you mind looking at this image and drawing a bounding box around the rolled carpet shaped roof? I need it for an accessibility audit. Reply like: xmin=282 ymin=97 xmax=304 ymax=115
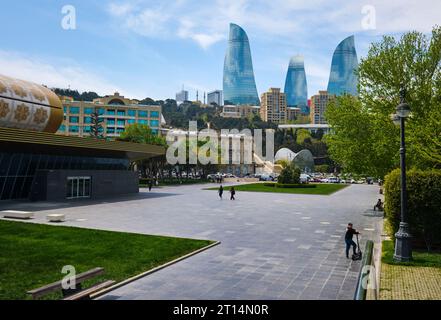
xmin=0 ymin=74 xmax=63 ymax=133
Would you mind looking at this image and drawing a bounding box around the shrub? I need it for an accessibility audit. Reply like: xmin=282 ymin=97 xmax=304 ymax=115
xmin=276 ymin=184 xmax=317 ymax=189
xmin=262 ymin=183 xmax=316 ymax=189
xmin=315 ymin=165 xmax=330 ymax=173
xmin=278 ymin=164 xmax=301 ymax=184
xmin=384 ymin=169 xmax=441 ymax=251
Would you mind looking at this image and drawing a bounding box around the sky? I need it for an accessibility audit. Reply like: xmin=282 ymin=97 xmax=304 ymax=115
xmin=0 ymin=0 xmax=439 ymax=101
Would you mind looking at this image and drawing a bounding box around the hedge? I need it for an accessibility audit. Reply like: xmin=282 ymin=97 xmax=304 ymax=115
xmin=384 ymin=169 xmax=441 ymax=251
xmin=263 ymin=183 xmax=317 ymax=189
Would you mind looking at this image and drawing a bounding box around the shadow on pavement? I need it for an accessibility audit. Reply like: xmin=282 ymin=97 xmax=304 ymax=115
xmin=0 ymin=191 xmax=180 ymax=212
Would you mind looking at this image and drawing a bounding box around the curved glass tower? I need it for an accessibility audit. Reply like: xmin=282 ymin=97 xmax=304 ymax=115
xmin=223 ymin=23 xmax=260 ymax=106
xmin=284 ymin=55 xmax=308 ymax=113
xmin=327 ymin=35 xmax=359 ymax=96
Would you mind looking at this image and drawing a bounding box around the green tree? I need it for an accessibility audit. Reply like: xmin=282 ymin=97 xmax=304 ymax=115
xmin=325 ymin=26 xmax=441 ymax=177
xmin=89 ymin=108 xmax=104 ymax=139
xmin=278 ymin=164 xmax=301 ymax=184
xmin=118 ymin=124 xmax=166 ymax=146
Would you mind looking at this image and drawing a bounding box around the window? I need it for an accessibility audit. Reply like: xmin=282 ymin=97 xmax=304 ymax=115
xmin=138 ymin=119 xmax=147 ymax=125
xmin=107 ymin=118 xmax=115 ymax=125
xmin=107 ymin=109 xmax=115 ymax=115
xmin=150 ymin=111 xmax=159 ymax=118
xmin=150 ymin=120 xmax=159 ymax=127
xmin=84 ymin=108 xmax=94 ymax=114
xmin=59 ymin=125 xmax=66 ymax=132
xmin=83 ymin=126 xmax=91 ymax=133
xmin=117 ymin=110 xmax=126 ymax=116
xmin=63 ymin=106 xmax=68 ymax=113
xmin=66 ymin=176 xmax=91 ymax=199
xmin=138 ymin=110 xmax=148 ymax=118
xmin=117 ymin=119 xmax=125 ymax=127
xmin=70 ymin=107 xmax=80 ymax=114
xmin=69 ymin=116 xmax=79 ymax=123
xmin=84 ymin=117 xmax=92 ymax=124
xmin=69 ymin=125 xmax=79 ymax=133
xmin=127 ymin=119 xmax=135 ymax=125
xmin=117 ymin=128 xmax=125 ymax=133
xmin=107 ymin=127 xmax=115 ymax=134
xmin=128 ymin=110 xmax=136 ymax=117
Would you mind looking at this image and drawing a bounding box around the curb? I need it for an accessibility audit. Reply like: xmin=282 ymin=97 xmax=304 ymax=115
xmin=91 ymin=240 xmax=221 ymax=299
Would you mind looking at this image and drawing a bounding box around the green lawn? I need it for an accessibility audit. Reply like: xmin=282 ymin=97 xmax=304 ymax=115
xmin=206 ymin=183 xmax=348 ymax=195
xmin=0 ymin=220 xmax=213 ymax=300
xmin=380 ymin=240 xmax=441 ymax=300
xmin=382 ymin=240 xmax=441 ymax=268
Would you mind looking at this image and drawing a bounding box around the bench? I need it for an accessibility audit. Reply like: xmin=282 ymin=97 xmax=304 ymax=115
xmin=46 ymin=214 xmax=66 ymax=222
xmin=1 ymin=210 xmax=34 ymax=219
xmin=27 ymin=267 xmax=115 ymax=300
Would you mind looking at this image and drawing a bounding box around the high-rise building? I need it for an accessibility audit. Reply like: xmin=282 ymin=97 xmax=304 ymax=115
xmin=207 ymin=90 xmax=223 ymax=106
xmin=284 ymin=55 xmax=308 ymax=114
xmin=223 ymin=23 xmax=260 ymax=106
xmin=58 ymin=92 xmax=162 ymax=138
xmin=327 ymin=35 xmax=359 ymax=96
xmin=176 ymin=90 xmax=189 ymax=104
xmin=310 ymin=90 xmax=334 ymax=124
xmin=260 ymin=88 xmax=286 ymax=123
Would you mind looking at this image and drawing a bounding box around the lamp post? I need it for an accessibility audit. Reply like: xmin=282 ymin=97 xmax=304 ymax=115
xmin=391 ymin=87 xmax=412 ymax=262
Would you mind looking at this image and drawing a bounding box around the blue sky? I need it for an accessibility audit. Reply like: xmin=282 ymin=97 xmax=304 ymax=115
xmin=0 ymin=0 xmax=439 ymax=100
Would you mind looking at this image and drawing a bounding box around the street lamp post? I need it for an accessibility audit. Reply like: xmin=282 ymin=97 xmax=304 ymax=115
xmin=392 ymin=87 xmax=412 ymax=262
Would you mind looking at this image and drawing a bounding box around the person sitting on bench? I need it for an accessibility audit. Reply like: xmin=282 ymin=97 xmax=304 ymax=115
xmin=374 ymin=199 xmax=384 ymax=211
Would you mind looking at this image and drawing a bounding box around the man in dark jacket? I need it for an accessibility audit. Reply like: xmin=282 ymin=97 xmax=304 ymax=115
xmin=345 ymin=223 xmax=360 ymax=259
xmin=218 ymin=185 xmax=224 ymax=199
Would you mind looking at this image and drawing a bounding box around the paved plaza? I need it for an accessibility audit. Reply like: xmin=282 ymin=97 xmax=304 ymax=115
xmin=1 ymin=183 xmax=383 ymax=300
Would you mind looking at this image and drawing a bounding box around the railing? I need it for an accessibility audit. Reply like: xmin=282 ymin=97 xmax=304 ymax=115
xmin=354 ymin=240 xmax=377 ymax=300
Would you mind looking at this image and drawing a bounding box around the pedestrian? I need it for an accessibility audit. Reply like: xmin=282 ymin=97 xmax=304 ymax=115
xmin=230 ymin=187 xmax=236 ymax=200
xmin=218 ymin=185 xmax=223 ymax=199
xmin=148 ymin=179 xmax=153 ymax=192
xmin=345 ymin=223 xmax=360 ymax=259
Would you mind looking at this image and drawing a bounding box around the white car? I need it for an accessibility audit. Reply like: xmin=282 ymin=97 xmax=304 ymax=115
xmin=300 ymin=174 xmax=311 ymax=183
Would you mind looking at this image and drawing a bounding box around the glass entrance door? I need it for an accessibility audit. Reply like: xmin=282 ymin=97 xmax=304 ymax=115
xmin=66 ymin=176 xmax=91 ymax=199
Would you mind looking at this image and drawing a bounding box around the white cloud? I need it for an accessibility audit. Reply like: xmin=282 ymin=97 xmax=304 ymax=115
xmin=0 ymin=50 xmax=127 ymax=97
xmin=106 ymin=0 xmax=441 ymax=51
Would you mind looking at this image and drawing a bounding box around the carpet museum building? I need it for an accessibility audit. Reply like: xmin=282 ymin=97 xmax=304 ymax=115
xmin=0 ymin=74 xmax=164 ymax=202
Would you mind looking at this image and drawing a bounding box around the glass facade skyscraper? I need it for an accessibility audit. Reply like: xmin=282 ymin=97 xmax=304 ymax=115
xmin=223 ymin=23 xmax=260 ymax=106
xmin=284 ymin=55 xmax=308 ymax=114
xmin=327 ymin=35 xmax=359 ymax=96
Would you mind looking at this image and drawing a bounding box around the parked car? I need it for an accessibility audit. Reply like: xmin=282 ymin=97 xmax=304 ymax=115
xmin=300 ymin=174 xmax=311 ymax=184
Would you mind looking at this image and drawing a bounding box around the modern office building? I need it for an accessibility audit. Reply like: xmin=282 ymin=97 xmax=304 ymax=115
xmin=223 ymin=23 xmax=260 ymax=106
xmin=176 ymin=89 xmax=189 ymax=104
xmin=221 ymin=105 xmax=260 ymax=118
xmin=284 ymin=55 xmax=308 ymax=114
xmin=327 ymin=35 xmax=359 ymax=96
xmin=310 ymin=90 xmax=334 ymax=124
xmin=207 ymin=90 xmax=223 ymax=106
xmin=0 ymin=74 xmax=164 ymax=202
xmin=260 ymin=88 xmax=287 ymax=123
xmin=57 ymin=92 xmax=162 ymax=138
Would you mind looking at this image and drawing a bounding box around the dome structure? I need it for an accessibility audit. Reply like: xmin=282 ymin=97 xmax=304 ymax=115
xmin=0 ymin=74 xmax=63 ymax=133
xmin=275 ymin=148 xmax=315 ymax=173
xmin=275 ymin=148 xmax=297 ymax=162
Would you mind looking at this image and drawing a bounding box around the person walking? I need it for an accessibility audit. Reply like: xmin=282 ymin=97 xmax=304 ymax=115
xmin=345 ymin=223 xmax=360 ymax=259
xmin=218 ymin=185 xmax=224 ymax=199
xmin=230 ymin=187 xmax=236 ymax=201
xmin=148 ymin=179 xmax=153 ymax=192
